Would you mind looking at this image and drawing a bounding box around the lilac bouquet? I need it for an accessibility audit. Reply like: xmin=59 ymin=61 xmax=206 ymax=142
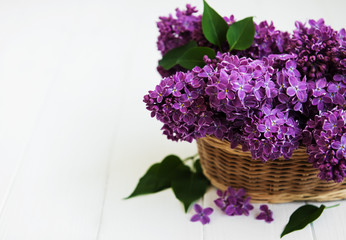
xmin=144 ymin=3 xmax=346 ymax=183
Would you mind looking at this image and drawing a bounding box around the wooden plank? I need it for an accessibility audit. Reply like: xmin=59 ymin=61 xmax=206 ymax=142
xmin=0 ymin=1 xmax=62 ymax=211
xmin=97 ymin=18 xmax=202 ymax=238
xmin=203 ymin=189 xmax=314 ymax=240
xmin=98 ymin=131 xmax=201 ymax=240
xmin=0 ymin=59 xmax=120 ymax=239
xmin=0 ymin=2 xmax=123 ymax=239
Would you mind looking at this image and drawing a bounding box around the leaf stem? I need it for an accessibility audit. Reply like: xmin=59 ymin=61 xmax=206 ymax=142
xmin=325 ymin=203 xmax=340 ymax=209
xmin=183 ymin=153 xmax=199 ymax=162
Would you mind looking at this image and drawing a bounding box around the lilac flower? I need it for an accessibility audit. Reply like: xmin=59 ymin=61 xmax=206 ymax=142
xmin=190 ymin=204 xmax=213 ymax=225
xmin=214 ymin=189 xmax=229 ymax=211
xmin=240 ymin=197 xmax=254 ymax=216
xmin=167 ymin=81 xmax=184 ymax=97
xmin=312 ymin=95 xmax=330 ymax=111
xmin=323 ymin=112 xmax=344 ymax=133
xmin=285 ymin=60 xmax=301 ymax=77
xmin=217 ymin=83 xmax=235 ymax=100
xmin=149 ymin=85 xmax=167 ymax=103
xmin=232 ymin=76 xmax=253 ymax=101
xmin=313 ymin=78 xmax=327 ymax=97
xmin=214 ymin=187 xmax=254 ymax=216
xmin=256 ymin=205 xmax=274 ymax=223
xmin=332 ymin=134 xmax=346 ymax=159
xmin=198 ymin=65 xmax=215 ymax=80
xmin=224 ymin=197 xmax=243 ymax=216
xmin=286 ymin=76 xmax=307 ymax=102
xmin=257 ymin=120 xmax=278 ymax=138
xmin=180 ymin=87 xmax=198 ymax=103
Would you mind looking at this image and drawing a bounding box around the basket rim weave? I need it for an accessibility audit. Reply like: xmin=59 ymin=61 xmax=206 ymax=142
xmin=197 ymin=135 xmax=346 ymax=203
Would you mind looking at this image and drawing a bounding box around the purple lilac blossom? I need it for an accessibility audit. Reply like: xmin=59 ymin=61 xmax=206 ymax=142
xmin=291 ymin=19 xmax=346 ymax=82
xmin=236 ymin=20 xmax=291 ymax=59
xmin=256 ymin=204 xmax=274 ymax=223
xmin=151 ymin=5 xmax=346 ymax=182
xmin=190 ymin=203 xmax=213 ymax=225
xmin=144 ymin=52 xmax=306 ymax=162
xmin=156 ymin=6 xmax=292 ymax=77
xmin=214 ymin=187 xmax=253 ymax=216
xmin=304 ymin=108 xmax=346 ymax=182
xmin=157 ymin=5 xmax=201 ymax=55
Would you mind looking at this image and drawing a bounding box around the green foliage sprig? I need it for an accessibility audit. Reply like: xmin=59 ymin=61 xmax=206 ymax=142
xmin=158 ymin=0 xmax=255 ymax=71
xmin=126 ymin=154 xmax=210 ymax=212
xmin=281 ymin=203 xmax=340 ymax=238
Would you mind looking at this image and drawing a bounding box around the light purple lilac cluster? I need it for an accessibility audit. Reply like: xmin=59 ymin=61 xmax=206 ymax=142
xmin=149 ymin=5 xmax=346 ymax=182
xmin=144 ymin=53 xmax=306 ymax=161
xmin=214 ymin=187 xmax=253 ymax=216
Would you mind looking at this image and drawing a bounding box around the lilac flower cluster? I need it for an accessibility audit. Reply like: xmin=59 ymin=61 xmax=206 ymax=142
xmin=214 ymin=187 xmax=253 ymax=216
xmin=237 ymin=21 xmax=291 ymax=59
xmin=156 ymin=4 xmax=202 ymax=55
xmin=156 ymin=5 xmax=291 ymax=77
xmin=145 ymin=53 xmax=308 ymax=161
xmin=156 ymin=5 xmax=205 ymax=77
xmin=292 ymin=19 xmax=346 ymax=82
xmin=150 ymin=5 xmax=346 ymax=182
xmin=304 ymin=108 xmax=346 ymax=182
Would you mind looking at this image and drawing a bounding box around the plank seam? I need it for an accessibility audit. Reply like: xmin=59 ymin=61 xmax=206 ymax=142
xmin=95 ymin=127 xmax=118 ymax=240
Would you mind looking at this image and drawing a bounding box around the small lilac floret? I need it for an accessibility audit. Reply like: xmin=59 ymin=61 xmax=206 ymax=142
xmin=256 ymin=204 xmax=274 ymax=223
xmin=190 ymin=204 xmax=213 ymax=225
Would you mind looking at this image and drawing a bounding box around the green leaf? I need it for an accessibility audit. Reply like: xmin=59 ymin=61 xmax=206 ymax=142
xmin=281 ymin=204 xmax=326 ymax=238
xmin=193 ymin=159 xmax=205 ymax=178
xmin=227 ymin=17 xmax=255 ymax=51
xmin=171 ymin=171 xmax=209 ymax=212
xmin=177 ymin=47 xmax=216 ymax=70
xmin=126 ymin=155 xmax=189 ymax=198
xmin=158 ymin=41 xmax=197 ymax=70
xmin=202 ymin=0 xmax=229 ymax=49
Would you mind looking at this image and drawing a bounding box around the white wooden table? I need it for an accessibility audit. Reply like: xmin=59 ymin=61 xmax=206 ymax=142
xmin=0 ymin=0 xmax=345 ymax=239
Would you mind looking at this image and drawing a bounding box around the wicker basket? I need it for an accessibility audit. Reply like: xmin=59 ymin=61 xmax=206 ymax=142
xmin=197 ymin=135 xmax=346 ymax=203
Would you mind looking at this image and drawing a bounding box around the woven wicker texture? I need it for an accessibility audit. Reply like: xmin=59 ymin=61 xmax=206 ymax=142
xmin=197 ymin=136 xmax=346 ymax=203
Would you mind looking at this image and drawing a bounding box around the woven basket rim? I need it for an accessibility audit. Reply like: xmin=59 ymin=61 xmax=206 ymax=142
xmin=197 ymin=135 xmax=346 ymax=203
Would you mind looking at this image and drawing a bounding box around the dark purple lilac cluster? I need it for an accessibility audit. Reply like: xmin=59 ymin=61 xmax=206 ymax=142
xmin=304 ymin=108 xmax=346 ymax=182
xmin=214 ymin=187 xmax=253 ymax=216
xmin=156 ymin=4 xmax=201 ymax=55
xmin=156 ymin=5 xmax=293 ymax=77
xmin=156 ymin=5 xmax=203 ymax=77
xmin=156 ymin=5 xmax=291 ymax=77
xmin=292 ymin=19 xmax=346 ymax=82
xmin=237 ymin=21 xmax=291 ymax=60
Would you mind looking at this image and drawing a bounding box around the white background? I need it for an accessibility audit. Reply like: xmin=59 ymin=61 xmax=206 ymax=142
xmin=0 ymin=0 xmax=345 ymax=239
